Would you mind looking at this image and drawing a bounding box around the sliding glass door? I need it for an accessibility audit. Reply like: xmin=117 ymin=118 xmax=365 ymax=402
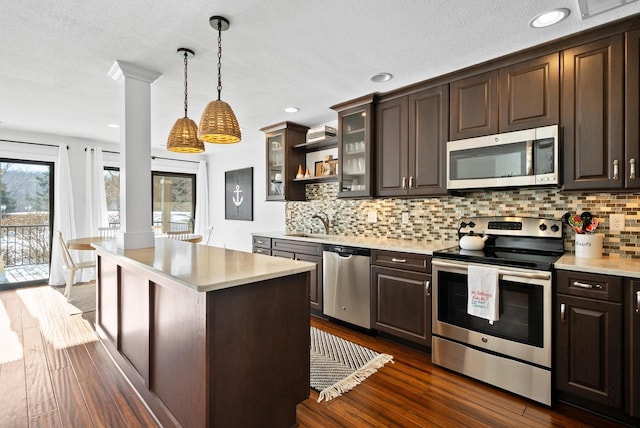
xmin=103 ymin=169 xmax=196 ymax=233
xmin=0 ymin=159 xmax=53 ymax=288
xmin=152 ymin=172 xmax=196 ymax=233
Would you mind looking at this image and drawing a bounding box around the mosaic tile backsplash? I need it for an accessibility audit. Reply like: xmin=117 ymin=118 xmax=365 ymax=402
xmin=285 ymin=183 xmax=640 ymax=258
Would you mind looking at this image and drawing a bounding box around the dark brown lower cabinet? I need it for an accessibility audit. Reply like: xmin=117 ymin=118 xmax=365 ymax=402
xmin=555 ymin=294 xmax=622 ymax=408
xmin=271 ymin=239 xmax=323 ymax=312
xmin=371 ymin=251 xmax=432 ymax=347
xmin=628 ymin=280 xmax=640 ymax=417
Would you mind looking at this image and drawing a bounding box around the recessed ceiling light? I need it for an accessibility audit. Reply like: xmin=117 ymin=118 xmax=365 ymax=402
xmin=370 ymin=72 xmax=393 ymax=83
xmin=529 ymin=8 xmax=570 ymax=28
xmin=284 ymin=107 xmax=299 ymax=113
xmin=107 ymin=123 xmax=120 ymax=128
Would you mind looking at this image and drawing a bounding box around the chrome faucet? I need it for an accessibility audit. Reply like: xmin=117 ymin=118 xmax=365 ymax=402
xmin=312 ymin=212 xmax=330 ymax=235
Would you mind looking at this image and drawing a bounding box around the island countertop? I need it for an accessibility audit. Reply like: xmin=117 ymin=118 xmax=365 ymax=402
xmin=93 ymin=238 xmax=316 ymax=293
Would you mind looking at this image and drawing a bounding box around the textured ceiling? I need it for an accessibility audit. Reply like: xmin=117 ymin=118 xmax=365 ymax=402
xmin=1 ymin=1 xmax=639 ymax=153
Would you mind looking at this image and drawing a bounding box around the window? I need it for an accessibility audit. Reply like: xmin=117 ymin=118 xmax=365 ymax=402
xmin=152 ymin=172 xmax=196 ymax=233
xmin=104 ymin=167 xmax=120 ymax=227
xmin=103 ymin=168 xmax=196 ymax=233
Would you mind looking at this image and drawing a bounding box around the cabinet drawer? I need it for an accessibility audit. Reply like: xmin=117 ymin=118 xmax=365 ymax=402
xmin=252 ymin=236 xmax=272 ymax=249
xmin=272 ymin=239 xmax=323 ymax=256
xmin=556 ymin=270 xmax=623 ymax=302
xmin=252 ymin=247 xmax=271 ymax=256
xmin=371 ymin=250 xmax=431 ymax=273
xmin=272 ymin=250 xmax=295 ymax=259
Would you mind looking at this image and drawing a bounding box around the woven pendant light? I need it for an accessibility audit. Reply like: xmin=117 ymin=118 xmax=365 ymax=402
xmin=167 ymin=48 xmax=205 ymax=153
xmin=198 ymin=16 xmax=241 ymax=144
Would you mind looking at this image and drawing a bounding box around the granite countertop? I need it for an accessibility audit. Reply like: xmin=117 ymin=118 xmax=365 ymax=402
xmin=93 ymin=238 xmax=316 ymax=293
xmin=555 ymin=254 xmax=640 ymax=279
xmin=253 ymin=231 xmax=457 ymax=256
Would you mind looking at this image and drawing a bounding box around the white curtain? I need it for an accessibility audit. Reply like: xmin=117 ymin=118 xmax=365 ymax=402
xmin=49 ymin=145 xmax=77 ymax=286
xmin=85 ymin=147 xmax=109 ymax=233
xmin=80 ymin=147 xmax=108 ymax=281
xmin=193 ymin=161 xmax=210 ymax=241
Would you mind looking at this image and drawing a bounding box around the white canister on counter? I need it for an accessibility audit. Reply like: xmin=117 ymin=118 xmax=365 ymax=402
xmin=575 ymin=233 xmax=603 ymax=259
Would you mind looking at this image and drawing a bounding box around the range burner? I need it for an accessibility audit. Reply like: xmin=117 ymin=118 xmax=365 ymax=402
xmin=433 ymin=246 xmax=562 ymax=271
xmin=433 ymin=216 xmax=564 ymax=271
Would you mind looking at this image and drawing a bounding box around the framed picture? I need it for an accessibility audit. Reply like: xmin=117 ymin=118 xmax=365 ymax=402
xmin=314 ymin=159 xmax=338 ymax=177
xmin=225 ymin=167 xmax=253 ymax=221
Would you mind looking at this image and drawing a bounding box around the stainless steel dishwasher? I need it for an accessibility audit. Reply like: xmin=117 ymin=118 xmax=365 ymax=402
xmin=322 ymin=244 xmax=371 ymax=329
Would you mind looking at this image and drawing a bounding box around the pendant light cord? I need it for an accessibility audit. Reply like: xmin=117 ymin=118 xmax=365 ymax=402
xmin=183 ymin=51 xmax=189 ymax=118
xmin=217 ymin=20 xmax=223 ymax=101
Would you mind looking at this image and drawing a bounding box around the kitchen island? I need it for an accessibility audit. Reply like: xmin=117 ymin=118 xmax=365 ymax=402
xmin=92 ymin=239 xmax=315 ymax=428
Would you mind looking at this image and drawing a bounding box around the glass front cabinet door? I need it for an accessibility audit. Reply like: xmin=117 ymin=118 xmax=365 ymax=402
xmin=261 ymin=122 xmax=308 ymax=201
xmin=331 ymin=94 xmax=374 ymax=198
xmin=267 ymin=132 xmax=285 ymax=199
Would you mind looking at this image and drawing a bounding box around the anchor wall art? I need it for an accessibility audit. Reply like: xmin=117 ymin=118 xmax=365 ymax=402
xmin=225 ymin=167 xmax=253 ymax=221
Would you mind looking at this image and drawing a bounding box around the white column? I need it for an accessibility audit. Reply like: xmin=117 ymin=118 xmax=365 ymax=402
xmin=108 ymin=61 xmax=162 ymax=249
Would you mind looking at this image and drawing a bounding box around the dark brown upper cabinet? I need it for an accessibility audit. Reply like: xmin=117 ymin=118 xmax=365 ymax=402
xmin=450 ymin=71 xmax=499 ymax=140
xmin=450 ymin=54 xmax=560 ymax=141
xmin=626 ymin=29 xmax=640 ymax=190
xmin=562 ymin=35 xmax=624 ymax=190
xmin=376 ymin=84 xmax=449 ymax=197
xmin=499 ymin=53 xmax=560 ymax=132
xmin=331 ymin=95 xmax=375 ymax=199
xmin=261 ymin=121 xmax=309 ymax=201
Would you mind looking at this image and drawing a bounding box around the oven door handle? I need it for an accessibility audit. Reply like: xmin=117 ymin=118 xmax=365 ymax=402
xmin=432 ymin=260 xmax=551 ymax=280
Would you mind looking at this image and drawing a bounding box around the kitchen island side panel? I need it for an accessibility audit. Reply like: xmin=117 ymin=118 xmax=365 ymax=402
xmin=208 ymin=272 xmax=311 ymax=427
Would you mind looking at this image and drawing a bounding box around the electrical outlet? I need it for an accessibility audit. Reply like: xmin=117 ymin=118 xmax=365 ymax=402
xmin=402 ymin=212 xmax=409 ymax=224
xmin=367 ymin=210 xmax=377 ymax=223
xmin=610 ymin=213 xmax=625 ymax=231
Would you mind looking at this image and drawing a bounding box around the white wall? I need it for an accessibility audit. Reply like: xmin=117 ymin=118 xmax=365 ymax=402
xmin=205 ymin=127 xmax=284 ymax=252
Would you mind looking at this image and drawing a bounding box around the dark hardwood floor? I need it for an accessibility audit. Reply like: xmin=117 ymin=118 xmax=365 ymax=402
xmin=0 ymin=285 xmax=627 ymax=427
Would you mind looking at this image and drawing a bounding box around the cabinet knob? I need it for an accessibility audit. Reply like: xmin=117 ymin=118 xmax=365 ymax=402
xmin=560 ymin=303 xmax=566 ymax=325
xmin=402 ymin=176 xmax=407 ymax=190
xmin=613 ymin=159 xmax=619 ymax=180
xmin=630 ymin=158 xmax=636 ymax=180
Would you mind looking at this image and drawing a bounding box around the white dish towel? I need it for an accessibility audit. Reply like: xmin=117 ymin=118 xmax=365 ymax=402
xmin=467 ymin=264 xmax=500 ymax=324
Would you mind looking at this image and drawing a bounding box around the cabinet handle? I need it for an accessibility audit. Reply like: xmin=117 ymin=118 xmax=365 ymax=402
xmin=572 ymin=281 xmax=602 ymax=289
xmin=630 ymin=159 xmax=636 ymax=180
xmin=256 ymin=240 xmax=265 ymax=244
xmin=560 ymin=303 xmax=566 ymax=325
xmin=425 ymin=280 xmax=431 ymax=296
xmin=636 ymin=290 xmax=640 ymax=313
xmin=402 ymin=176 xmax=407 ymax=190
xmin=613 ymin=159 xmax=619 ymax=180
xmin=409 ymin=176 xmax=414 ymax=189
xmin=391 ymin=258 xmax=407 ymax=263
xmin=526 ymin=141 xmax=533 ymax=175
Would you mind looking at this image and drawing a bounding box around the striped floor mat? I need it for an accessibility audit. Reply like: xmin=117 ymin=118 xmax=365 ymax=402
xmin=310 ymin=326 xmax=393 ymax=402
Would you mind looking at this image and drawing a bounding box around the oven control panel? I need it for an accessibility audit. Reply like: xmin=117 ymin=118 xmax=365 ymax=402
xmin=458 ymin=216 xmax=563 ymax=239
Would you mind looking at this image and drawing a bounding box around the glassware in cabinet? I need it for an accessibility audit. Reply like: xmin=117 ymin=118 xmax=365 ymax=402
xmin=267 ymin=133 xmax=284 ymax=198
xmin=332 ymin=94 xmax=374 ymax=198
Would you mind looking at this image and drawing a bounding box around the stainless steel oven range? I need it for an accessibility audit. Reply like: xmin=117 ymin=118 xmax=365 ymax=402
xmin=431 ymin=216 xmax=564 ymax=406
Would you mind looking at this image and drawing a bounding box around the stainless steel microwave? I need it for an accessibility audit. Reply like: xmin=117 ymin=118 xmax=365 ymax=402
xmin=446 ymin=125 xmax=559 ymax=190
